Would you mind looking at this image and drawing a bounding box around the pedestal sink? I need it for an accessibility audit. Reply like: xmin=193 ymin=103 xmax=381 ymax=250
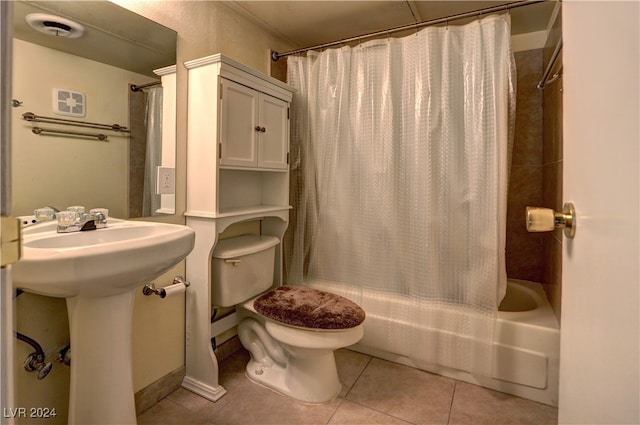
xmin=12 ymin=218 xmax=195 ymax=425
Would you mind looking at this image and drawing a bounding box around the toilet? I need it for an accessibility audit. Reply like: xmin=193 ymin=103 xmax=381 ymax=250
xmin=212 ymin=234 xmax=365 ymax=403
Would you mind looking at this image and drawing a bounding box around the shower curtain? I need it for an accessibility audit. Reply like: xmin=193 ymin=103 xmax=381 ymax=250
xmin=286 ymin=14 xmax=515 ymax=376
xmin=142 ymin=86 xmax=163 ymax=216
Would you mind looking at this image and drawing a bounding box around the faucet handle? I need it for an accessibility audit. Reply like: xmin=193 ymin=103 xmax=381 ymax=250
xmin=67 ymin=206 xmax=86 ymax=215
xmin=34 ymin=207 xmax=55 ymax=222
xmin=89 ymin=208 xmax=108 ymax=228
xmin=55 ymin=210 xmax=80 ymax=233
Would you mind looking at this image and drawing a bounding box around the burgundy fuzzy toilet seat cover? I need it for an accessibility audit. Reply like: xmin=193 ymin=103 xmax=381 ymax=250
xmin=253 ymin=286 xmax=365 ymax=330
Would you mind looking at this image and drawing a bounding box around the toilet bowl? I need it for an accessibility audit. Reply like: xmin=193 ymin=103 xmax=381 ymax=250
xmin=238 ymin=295 xmax=364 ymax=403
xmin=212 ymin=235 xmax=365 ymax=403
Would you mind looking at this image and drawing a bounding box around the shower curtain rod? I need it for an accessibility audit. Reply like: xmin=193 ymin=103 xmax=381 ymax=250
xmin=537 ymin=36 xmax=562 ymax=89
xmin=271 ymin=0 xmax=547 ymax=61
xmin=130 ymin=81 xmax=161 ymax=92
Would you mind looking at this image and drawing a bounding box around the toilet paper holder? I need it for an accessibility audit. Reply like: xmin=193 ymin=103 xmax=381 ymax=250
xmin=526 ymin=202 xmax=576 ymax=238
xmin=143 ymin=276 xmax=191 ymax=298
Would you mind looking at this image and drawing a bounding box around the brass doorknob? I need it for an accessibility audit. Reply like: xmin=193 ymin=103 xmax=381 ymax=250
xmin=526 ymin=202 xmax=576 ymax=239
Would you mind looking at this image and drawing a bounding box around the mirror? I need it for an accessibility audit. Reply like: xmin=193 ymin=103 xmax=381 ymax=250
xmin=11 ymin=0 xmax=177 ymax=218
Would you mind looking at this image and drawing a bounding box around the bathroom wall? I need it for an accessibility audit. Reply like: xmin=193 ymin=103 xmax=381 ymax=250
xmin=14 ymin=293 xmax=70 ymax=424
xmin=12 ymin=38 xmax=156 ymax=425
xmin=110 ymin=0 xmax=299 ymax=222
xmin=12 ymin=2 xmax=296 ymax=421
xmin=506 ymin=49 xmax=545 ymax=283
xmin=541 ymin=9 xmax=563 ymax=320
xmin=11 ymin=39 xmax=156 ymax=219
xmin=12 ymin=1 xmax=562 ymax=419
xmin=128 ymin=89 xmax=146 ymax=218
xmin=121 ymin=0 xmax=561 ymax=399
xmin=505 ymin=8 xmax=562 ymax=322
xmin=96 ymin=0 xmax=298 ymax=410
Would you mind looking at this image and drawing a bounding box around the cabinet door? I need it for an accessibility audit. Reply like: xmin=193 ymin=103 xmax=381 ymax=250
xmin=258 ymin=94 xmax=289 ymax=170
xmin=220 ymin=79 xmax=258 ymax=167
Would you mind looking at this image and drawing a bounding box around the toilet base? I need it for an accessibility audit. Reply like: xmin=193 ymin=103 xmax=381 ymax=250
xmin=238 ymin=317 xmax=344 ymax=403
xmin=244 ymin=350 xmax=342 ymax=403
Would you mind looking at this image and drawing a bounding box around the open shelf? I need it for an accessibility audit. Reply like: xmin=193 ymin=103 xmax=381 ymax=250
xmin=218 ymin=169 xmax=289 ymax=212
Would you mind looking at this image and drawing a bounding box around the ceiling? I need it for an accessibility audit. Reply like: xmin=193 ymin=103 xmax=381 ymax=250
xmin=12 ymin=1 xmax=176 ymax=77
xmin=12 ymin=1 xmax=556 ymax=74
xmin=226 ymin=1 xmax=557 ymax=51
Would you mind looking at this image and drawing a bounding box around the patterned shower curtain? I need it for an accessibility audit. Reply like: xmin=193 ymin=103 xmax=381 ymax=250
xmin=286 ymin=14 xmax=515 ymax=376
xmin=142 ymin=86 xmax=163 ymax=217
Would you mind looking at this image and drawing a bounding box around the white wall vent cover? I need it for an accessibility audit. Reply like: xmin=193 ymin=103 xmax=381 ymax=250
xmin=53 ymin=88 xmax=86 ymax=117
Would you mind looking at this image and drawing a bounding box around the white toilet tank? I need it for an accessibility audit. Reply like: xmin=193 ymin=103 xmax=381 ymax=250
xmin=212 ymin=234 xmax=280 ymax=307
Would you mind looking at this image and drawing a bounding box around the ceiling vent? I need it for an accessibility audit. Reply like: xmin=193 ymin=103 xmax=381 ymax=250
xmin=25 ymin=13 xmax=85 ymax=39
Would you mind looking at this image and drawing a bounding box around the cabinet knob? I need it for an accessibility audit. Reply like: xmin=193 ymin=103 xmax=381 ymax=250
xmin=255 ymin=126 xmax=266 ymax=133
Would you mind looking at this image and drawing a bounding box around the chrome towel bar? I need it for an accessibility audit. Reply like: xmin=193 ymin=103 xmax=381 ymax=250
xmin=22 ymin=111 xmax=130 ymax=133
xmin=32 ymin=126 xmax=108 ymax=141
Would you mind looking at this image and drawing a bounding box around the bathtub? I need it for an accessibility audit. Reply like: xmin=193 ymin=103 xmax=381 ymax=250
xmin=306 ymin=278 xmax=560 ymax=406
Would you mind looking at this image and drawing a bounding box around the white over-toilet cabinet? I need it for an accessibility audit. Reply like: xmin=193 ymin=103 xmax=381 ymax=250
xmin=220 ymin=78 xmax=289 ymax=170
xmin=182 ymin=54 xmax=294 ymax=401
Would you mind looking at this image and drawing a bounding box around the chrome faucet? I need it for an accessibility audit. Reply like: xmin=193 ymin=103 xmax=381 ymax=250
xmin=79 ymin=211 xmax=107 ymax=231
xmin=56 ymin=208 xmax=108 ymax=233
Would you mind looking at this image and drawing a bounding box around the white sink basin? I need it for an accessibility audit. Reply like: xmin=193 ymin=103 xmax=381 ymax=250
xmin=12 ymin=218 xmax=195 ymax=425
xmin=13 ymin=218 xmax=195 ymax=297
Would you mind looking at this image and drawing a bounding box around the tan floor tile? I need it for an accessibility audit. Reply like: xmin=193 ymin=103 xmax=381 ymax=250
xmin=218 ymin=348 xmax=371 ymax=403
xmin=218 ymin=348 xmax=254 ymax=391
xmin=139 ymin=348 xmax=559 ymax=425
xmin=335 ymin=349 xmax=372 ymax=398
xmin=346 ymin=358 xmax=455 ymax=425
xmin=449 ymin=382 xmax=558 ymax=425
xmin=328 ymin=400 xmax=414 ymax=425
xmin=202 ymin=347 xmax=341 ymax=424
xmin=136 ymin=398 xmax=209 ymax=425
xmin=208 ymin=381 xmax=341 ymax=425
xmin=167 ymin=387 xmax=232 ymax=417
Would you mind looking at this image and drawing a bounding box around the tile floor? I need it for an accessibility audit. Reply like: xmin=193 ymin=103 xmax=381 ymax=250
xmin=137 ymin=348 xmax=558 ymax=425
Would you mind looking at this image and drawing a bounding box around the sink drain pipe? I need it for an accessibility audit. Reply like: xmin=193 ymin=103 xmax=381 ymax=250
xmin=14 ymin=289 xmax=53 ymax=379
xmin=15 ymin=331 xmax=52 ymax=379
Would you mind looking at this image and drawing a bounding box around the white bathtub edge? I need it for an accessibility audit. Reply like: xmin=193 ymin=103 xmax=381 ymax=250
xmin=306 ymin=278 xmax=560 ymax=407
